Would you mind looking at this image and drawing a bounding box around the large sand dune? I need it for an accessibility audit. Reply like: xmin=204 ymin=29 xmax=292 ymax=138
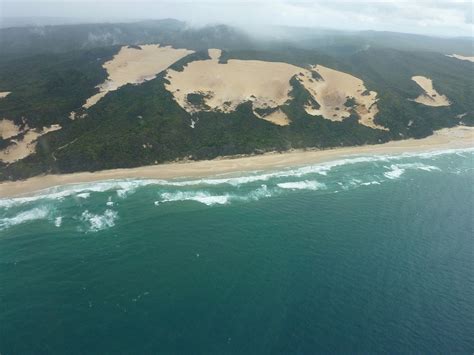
xmin=446 ymin=54 xmax=474 ymax=63
xmin=165 ymin=49 xmax=385 ymax=129
xmin=0 ymin=121 xmax=61 ymax=163
xmin=299 ymin=65 xmax=384 ymax=130
xmin=82 ymin=44 xmax=194 ymax=109
xmin=410 ymin=76 xmax=450 ymax=107
xmin=165 ymin=49 xmax=299 ymax=126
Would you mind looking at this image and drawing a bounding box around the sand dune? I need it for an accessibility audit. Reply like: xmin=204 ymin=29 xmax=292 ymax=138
xmin=166 ymin=49 xmax=385 ymax=129
xmin=82 ymin=44 xmax=194 ymax=109
xmin=0 ymin=92 xmax=11 ymax=99
xmin=299 ymin=65 xmax=384 ymax=130
xmin=165 ymin=49 xmax=303 ymax=119
xmin=446 ymin=54 xmax=474 ymax=63
xmin=411 ymin=76 xmax=450 ymax=107
xmin=0 ymin=123 xmax=61 ymax=163
xmin=0 ymin=119 xmax=22 ymax=140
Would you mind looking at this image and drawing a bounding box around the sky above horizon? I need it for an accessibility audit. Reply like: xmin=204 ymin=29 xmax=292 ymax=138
xmin=1 ymin=0 xmax=473 ymax=37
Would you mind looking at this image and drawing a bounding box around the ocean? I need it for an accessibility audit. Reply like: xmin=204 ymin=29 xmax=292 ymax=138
xmin=1 ymin=149 xmax=473 ymax=353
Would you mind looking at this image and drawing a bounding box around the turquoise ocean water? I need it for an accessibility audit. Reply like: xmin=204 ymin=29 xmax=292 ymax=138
xmin=1 ymin=149 xmax=473 ymax=353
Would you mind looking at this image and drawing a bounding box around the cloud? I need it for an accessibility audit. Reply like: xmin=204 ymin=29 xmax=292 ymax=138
xmin=1 ymin=0 xmax=472 ymax=37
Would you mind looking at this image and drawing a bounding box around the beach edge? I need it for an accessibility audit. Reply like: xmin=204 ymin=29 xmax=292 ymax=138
xmin=1 ymin=126 xmax=473 ymax=199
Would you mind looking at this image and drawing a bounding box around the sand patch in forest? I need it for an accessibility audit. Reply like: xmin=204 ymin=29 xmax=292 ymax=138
xmin=410 ymin=76 xmax=450 ymax=107
xmin=82 ymin=44 xmax=194 ymax=109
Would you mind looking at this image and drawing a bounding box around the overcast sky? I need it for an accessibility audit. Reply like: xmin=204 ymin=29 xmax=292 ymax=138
xmin=1 ymin=0 xmax=473 ymax=37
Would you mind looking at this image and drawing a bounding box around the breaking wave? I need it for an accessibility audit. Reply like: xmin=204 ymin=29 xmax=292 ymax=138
xmin=277 ymin=180 xmax=326 ymax=190
xmin=0 ymin=148 xmax=471 ymax=230
xmin=383 ymin=163 xmax=440 ymax=180
xmin=0 ymin=207 xmax=51 ymax=231
xmin=80 ymin=209 xmax=118 ymax=233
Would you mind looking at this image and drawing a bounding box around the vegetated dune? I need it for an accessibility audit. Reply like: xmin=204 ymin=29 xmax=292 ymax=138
xmin=81 ymin=44 xmax=194 ymax=110
xmin=0 ymin=120 xmax=61 ymax=163
xmin=410 ymin=76 xmax=450 ymax=107
xmin=299 ymin=65 xmax=384 ymax=130
xmin=0 ymin=92 xmax=11 ymax=99
xmin=165 ymin=49 xmax=386 ymax=129
xmin=446 ymin=54 xmax=474 ymax=63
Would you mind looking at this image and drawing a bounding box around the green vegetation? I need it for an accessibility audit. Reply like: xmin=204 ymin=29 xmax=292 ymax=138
xmin=0 ymin=22 xmax=472 ymax=181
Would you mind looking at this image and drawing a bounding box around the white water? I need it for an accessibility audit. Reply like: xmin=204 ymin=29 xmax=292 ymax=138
xmin=0 ymin=149 xmax=471 ymax=233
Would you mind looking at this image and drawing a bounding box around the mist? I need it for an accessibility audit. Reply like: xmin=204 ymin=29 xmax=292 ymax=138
xmin=1 ymin=0 xmax=473 ymax=37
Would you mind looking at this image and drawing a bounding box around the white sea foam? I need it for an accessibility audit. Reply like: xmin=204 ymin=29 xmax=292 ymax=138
xmin=160 ymin=191 xmax=231 ymax=206
xmin=0 ymin=179 xmax=158 ymax=208
xmin=161 ymin=148 xmax=471 ymax=187
xmin=54 ymin=216 xmax=63 ymax=227
xmin=77 ymin=193 xmax=90 ymax=199
xmin=277 ymin=180 xmax=326 ymax=190
xmin=383 ymin=163 xmax=441 ymax=180
xmin=361 ymin=181 xmax=381 ymax=186
xmin=0 ymin=207 xmax=50 ymax=231
xmin=0 ymin=148 xmax=470 ymax=209
xmin=158 ymin=184 xmax=277 ymax=206
xmin=80 ymin=209 xmax=118 ymax=232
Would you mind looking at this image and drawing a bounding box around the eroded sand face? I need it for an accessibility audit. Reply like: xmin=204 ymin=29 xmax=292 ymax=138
xmin=0 ymin=92 xmax=11 ymax=99
xmin=165 ymin=49 xmax=385 ymax=129
xmin=0 ymin=122 xmax=61 ymax=163
xmin=446 ymin=54 xmax=474 ymax=63
xmin=411 ymin=76 xmax=450 ymax=107
xmin=299 ymin=65 xmax=383 ymax=130
xmin=0 ymin=119 xmax=22 ymax=140
xmin=82 ymin=44 xmax=194 ymax=109
xmin=254 ymin=109 xmax=291 ymax=126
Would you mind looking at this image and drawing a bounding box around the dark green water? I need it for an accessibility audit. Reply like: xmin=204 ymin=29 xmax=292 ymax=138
xmin=1 ymin=149 xmax=473 ymax=353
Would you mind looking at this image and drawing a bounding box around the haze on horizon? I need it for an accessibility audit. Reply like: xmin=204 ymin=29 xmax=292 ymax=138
xmin=1 ymin=0 xmax=473 ymax=38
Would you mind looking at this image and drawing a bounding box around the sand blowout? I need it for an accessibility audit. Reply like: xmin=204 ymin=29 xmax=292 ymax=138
xmin=82 ymin=44 xmax=194 ymax=109
xmin=0 ymin=120 xmax=61 ymax=163
xmin=165 ymin=49 xmax=386 ymax=129
xmin=410 ymin=76 xmax=450 ymax=107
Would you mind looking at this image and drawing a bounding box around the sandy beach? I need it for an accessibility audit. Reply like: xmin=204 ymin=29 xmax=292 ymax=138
xmin=0 ymin=126 xmax=472 ymax=199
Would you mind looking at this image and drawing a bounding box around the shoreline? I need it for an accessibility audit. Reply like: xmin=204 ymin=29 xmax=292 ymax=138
xmin=0 ymin=126 xmax=473 ymax=199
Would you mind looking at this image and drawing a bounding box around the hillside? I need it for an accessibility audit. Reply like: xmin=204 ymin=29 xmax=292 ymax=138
xmin=0 ymin=20 xmax=473 ymax=180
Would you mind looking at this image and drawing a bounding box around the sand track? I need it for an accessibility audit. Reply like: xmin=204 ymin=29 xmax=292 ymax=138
xmin=410 ymin=76 xmax=450 ymax=107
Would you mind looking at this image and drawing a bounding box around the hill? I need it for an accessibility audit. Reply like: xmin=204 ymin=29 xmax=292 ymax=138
xmin=0 ymin=21 xmax=472 ymax=180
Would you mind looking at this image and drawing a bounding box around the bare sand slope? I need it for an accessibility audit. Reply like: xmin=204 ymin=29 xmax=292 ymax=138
xmin=0 ymin=123 xmax=61 ymax=163
xmin=82 ymin=44 xmax=194 ymax=109
xmin=0 ymin=119 xmax=22 ymax=140
xmin=165 ymin=49 xmax=301 ymax=126
xmin=253 ymin=109 xmax=291 ymax=126
xmin=446 ymin=54 xmax=474 ymax=63
xmin=299 ymin=65 xmax=384 ymax=130
xmin=0 ymin=126 xmax=472 ymax=199
xmin=0 ymin=92 xmax=11 ymax=99
xmin=411 ymin=76 xmax=450 ymax=107
xmin=166 ymin=50 xmax=385 ymax=129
